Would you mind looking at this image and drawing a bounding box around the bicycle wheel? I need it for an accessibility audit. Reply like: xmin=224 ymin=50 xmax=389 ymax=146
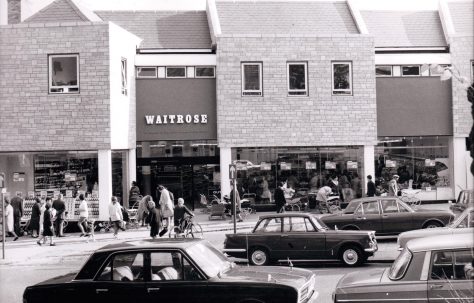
xmin=185 ymin=223 xmax=203 ymax=239
xmin=291 ymin=204 xmax=300 ymax=212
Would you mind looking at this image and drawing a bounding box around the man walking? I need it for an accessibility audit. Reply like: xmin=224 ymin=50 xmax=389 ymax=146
xmin=52 ymin=194 xmax=66 ymax=236
xmin=274 ymin=182 xmax=286 ymax=213
xmin=10 ymin=192 xmax=24 ymax=236
xmin=108 ymin=196 xmax=124 ymax=239
xmin=388 ymin=175 xmax=400 ymax=196
xmin=366 ymin=175 xmax=376 ymax=197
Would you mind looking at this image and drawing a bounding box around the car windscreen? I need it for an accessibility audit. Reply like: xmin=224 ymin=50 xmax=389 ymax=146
xmin=343 ymin=202 xmax=360 ymax=214
xmin=311 ymin=215 xmax=329 ymax=230
xmin=186 ymin=242 xmax=232 ymax=278
xmin=389 ymin=248 xmax=412 ymax=280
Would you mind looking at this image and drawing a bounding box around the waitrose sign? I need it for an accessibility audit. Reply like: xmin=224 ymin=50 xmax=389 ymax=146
xmin=145 ymin=114 xmax=208 ymax=125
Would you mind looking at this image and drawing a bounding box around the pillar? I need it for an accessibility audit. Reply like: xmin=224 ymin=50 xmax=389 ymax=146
xmin=98 ymin=150 xmax=112 ymax=221
xmin=363 ymin=145 xmax=375 ymax=196
xmin=452 ymin=137 xmax=471 ymax=198
xmin=220 ymin=147 xmax=232 ymax=197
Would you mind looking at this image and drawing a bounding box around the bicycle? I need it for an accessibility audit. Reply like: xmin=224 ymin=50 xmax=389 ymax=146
xmin=399 ymin=189 xmax=421 ymax=208
xmin=169 ymin=216 xmax=203 ymax=239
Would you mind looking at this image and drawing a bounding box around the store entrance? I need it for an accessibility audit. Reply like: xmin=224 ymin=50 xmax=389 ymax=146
xmin=137 ymin=156 xmax=220 ymax=210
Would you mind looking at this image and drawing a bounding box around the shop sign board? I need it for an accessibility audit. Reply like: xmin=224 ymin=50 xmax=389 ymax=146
xmin=325 ymin=161 xmax=336 ymax=170
xmin=260 ymin=162 xmax=271 ymax=171
xmin=347 ymin=161 xmax=358 ymax=170
xmin=305 ymin=161 xmax=317 ymax=170
xmin=280 ymin=162 xmax=291 ymax=170
xmin=229 ymin=164 xmax=237 ymax=180
xmin=386 ymin=160 xmax=397 ymax=168
xmin=13 ymin=172 xmax=25 ymax=182
xmin=424 ymin=159 xmax=436 ymax=167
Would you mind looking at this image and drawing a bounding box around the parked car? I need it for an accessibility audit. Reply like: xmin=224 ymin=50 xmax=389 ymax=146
xmin=321 ymin=197 xmax=455 ymax=235
xmin=397 ymin=206 xmax=474 ymax=250
xmin=333 ymin=233 xmax=474 ymax=303
xmin=23 ymin=239 xmax=318 ymax=303
xmin=223 ymin=213 xmax=377 ymax=267
xmin=450 ymin=189 xmax=473 ymax=214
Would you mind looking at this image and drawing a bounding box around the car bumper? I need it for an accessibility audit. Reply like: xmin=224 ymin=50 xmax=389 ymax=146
xmin=364 ymin=240 xmax=378 ymax=253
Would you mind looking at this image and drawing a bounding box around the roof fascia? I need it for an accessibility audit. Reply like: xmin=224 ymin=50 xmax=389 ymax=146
xmin=206 ymin=0 xmax=221 ymax=48
xmin=438 ymin=0 xmax=456 ymax=42
xmin=347 ymin=0 xmax=368 ymax=34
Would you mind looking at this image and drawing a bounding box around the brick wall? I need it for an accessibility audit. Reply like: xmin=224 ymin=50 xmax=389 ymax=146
xmin=216 ymin=34 xmax=376 ymax=148
xmin=7 ymin=0 xmax=21 ymax=24
xmin=449 ymin=35 xmax=473 ymax=138
xmin=0 ymin=21 xmax=111 ymax=151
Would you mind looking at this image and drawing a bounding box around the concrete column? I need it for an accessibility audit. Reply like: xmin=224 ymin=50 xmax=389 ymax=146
xmin=220 ymin=147 xmax=232 ymax=197
xmin=363 ymin=145 xmax=375 ymax=196
xmin=98 ymin=150 xmax=112 ymax=221
xmin=452 ymin=137 xmax=470 ymax=198
xmin=128 ymin=148 xmax=137 ymax=184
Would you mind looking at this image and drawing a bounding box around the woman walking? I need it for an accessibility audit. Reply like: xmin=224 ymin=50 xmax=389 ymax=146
xmin=4 ymin=198 xmax=19 ymax=241
xmin=137 ymin=195 xmax=151 ymax=227
xmin=29 ymin=197 xmax=41 ymax=238
xmin=146 ymin=200 xmax=161 ymax=239
xmin=37 ymin=202 xmax=55 ymax=246
xmin=77 ymin=194 xmax=89 ymax=237
xmin=157 ymin=185 xmax=174 ymax=237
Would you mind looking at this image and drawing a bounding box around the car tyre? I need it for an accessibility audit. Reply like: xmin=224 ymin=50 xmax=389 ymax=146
xmin=249 ymin=247 xmax=270 ymax=266
xmin=423 ymin=221 xmax=442 ymax=229
xmin=340 ymin=245 xmax=363 ymax=266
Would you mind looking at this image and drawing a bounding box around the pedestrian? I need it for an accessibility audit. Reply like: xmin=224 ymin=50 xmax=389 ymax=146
xmin=38 ymin=197 xmax=46 ymax=240
xmin=351 ymin=173 xmax=362 ymax=198
xmin=52 ymin=194 xmax=66 ymax=237
xmin=316 ymin=186 xmax=332 ymax=213
xmin=108 ymin=196 xmax=124 ymax=239
xmin=388 ymin=174 xmax=400 ymax=197
xmin=157 ymin=185 xmax=174 ymax=237
xmin=10 ymin=192 xmax=24 ymax=236
xmin=274 ymin=181 xmax=286 ymax=213
xmin=37 ymin=201 xmax=55 ymax=246
xmin=146 ymin=200 xmax=161 ymax=239
xmin=230 ymin=182 xmax=243 ymax=222
xmin=137 ymin=195 xmax=151 ymax=227
xmin=4 ymin=198 xmax=19 ymax=241
xmin=77 ymin=194 xmax=89 ymax=237
xmin=366 ymin=175 xmax=376 ymax=197
xmin=174 ymin=198 xmax=193 ymax=233
xmin=128 ymin=181 xmax=140 ymax=208
xmin=29 ymin=197 xmax=41 ymax=238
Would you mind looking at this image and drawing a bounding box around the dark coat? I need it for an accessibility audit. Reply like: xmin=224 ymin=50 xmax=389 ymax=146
xmin=367 ymin=180 xmax=376 ymax=197
xmin=52 ymin=199 xmax=66 ymax=219
xmin=148 ymin=207 xmax=162 ymax=238
xmin=274 ymin=187 xmax=286 ymax=209
xmin=29 ymin=202 xmax=41 ymax=231
xmin=10 ymin=196 xmax=23 ymax=217
xmin=43 ymin=208 xmax=53 ymax=236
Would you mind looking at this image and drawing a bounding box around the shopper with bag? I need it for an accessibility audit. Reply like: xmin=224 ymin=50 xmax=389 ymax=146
xmin=108 ymin=196 xmax=124 ymax=239
xmin=157 ymin=185 xmax=174 ymax=237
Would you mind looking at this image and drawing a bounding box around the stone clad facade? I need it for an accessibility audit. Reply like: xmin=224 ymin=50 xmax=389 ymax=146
xmin=216 ymin=34 xmax=376 ymax=148
xmin=0 ymin=21 xmax=111 ymax=151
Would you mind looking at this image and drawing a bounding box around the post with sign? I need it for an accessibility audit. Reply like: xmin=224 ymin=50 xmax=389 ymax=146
xmin=0 ymin=172 xmax=5 ymax=259
xmin=229 ymin=164 xmax=237 ymax=234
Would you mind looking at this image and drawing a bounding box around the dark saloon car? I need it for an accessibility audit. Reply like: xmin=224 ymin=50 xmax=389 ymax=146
xmin=333 ymin=233 xmax=474 ymax=303
xmin=24 ymin=239 xmax=318 ymax=303
xmin=398 ymin=206 xmax=474 ymax=250
xmin=223 ymin=213 xmax=377 ymax=267
xmin=321 ymin=197 xmax=454 ymax=235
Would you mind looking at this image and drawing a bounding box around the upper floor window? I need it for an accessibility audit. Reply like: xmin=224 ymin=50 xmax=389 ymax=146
xmin=121 ymin=58 xmax=128 ymax=96
xmin=332 ymin=61 xmax=352 ymax=95
xmin=166 ymin=67 xmax=186 ymax=78
xmin=195 ymin=66 xmax=215 ymax=78
xmin=241 ymin=62 xmax=262 ymax=96
xmin=49 ymin=54 xmax=79 ymax=94
xmin=401 ymin=65 xmax=420 ymax=76
xmin=287 ymin=62 xmax=308 ymax=96
xmin=136 ymin=67 xmax=157 ymax=78
xmin=376 ymin=66 xmax=392 ymax=77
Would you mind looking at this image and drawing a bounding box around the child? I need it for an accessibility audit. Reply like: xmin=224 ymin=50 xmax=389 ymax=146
xmin=37 ymin=202 xmax=55 ymax=246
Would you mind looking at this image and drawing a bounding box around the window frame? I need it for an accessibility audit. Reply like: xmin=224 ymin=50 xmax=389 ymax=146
xmin=48 ymin=53 xmax=80 ymax=94
xmin=331 ymin=61 xmax=353 ymax=96
xmin=195 ymin=66 xmax=216 ymax=78
xmin=287 ymin=61 xmax=308 ymax=96
xmin=121 ymin=58 xmax=128 ymax=96
xmin=375 ymin=65 xmax=393 ymax=77
xmin=166 ymin=66 xmax=187 ymax=79
xmin=136 ymin=67 xmax=157 ymax=79
xmin=401 ymin=65 xmax=421 ymax=77
xmin=362 ymin=200 xmax=381 ymax=215
xmin=241 ymin=62 xmax=263 ymax=96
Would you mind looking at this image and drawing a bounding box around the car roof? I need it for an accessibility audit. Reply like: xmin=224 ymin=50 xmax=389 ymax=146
xmin=259 ymin=212 xmax=313 ymax=219
xmin=96 ymin=238 xmax=204 ymax=253
xmin=406 ymin=233 xmax=473 ymax=252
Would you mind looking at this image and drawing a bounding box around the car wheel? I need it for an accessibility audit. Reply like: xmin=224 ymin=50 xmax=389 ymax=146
xmin=423 ymin=221 xmax=442 ymax=229
xmin=249 ymin=247 xmax=270 ymax=266
xmin=340 ymin=246 xmax=363 ymax=266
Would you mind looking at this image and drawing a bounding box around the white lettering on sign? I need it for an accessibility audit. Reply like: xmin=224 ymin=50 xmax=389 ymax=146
xmin=145 ymin=114 xmax=208 ymax=125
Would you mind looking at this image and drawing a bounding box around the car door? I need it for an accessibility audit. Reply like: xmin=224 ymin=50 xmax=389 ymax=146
xmin=280 ymin=216 xmax=326 ymax=260
xmin=428 ymin=249 xmax=474 ymax=303
xmin=253 ymin=217 xmax=285 ymax=259
xmin=354 ymin=200 xmax=382 ymax=232
xmin=145 ymin=250 xmax=209 ymax=303
xmin=380 ymin=198 xmax=412 ymax=235
xmin=93 ymin=252 xmax=148 ymax=303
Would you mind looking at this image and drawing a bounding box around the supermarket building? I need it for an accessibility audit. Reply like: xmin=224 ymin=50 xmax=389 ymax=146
xmin=0 ymin=0 xmax=472 ymax=221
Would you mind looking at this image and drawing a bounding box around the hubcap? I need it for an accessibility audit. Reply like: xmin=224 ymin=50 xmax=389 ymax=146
xmin=252 ymin=250 xmax=267 ymax=265
xmin=427 ymin=224 xmax=437 ymax=228
xmin=343 ymin=249 xmax=358 ymax=265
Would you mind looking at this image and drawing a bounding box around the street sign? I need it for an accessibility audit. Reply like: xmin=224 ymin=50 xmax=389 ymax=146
xmin=229 ymin=164 xmax=237 ymax=180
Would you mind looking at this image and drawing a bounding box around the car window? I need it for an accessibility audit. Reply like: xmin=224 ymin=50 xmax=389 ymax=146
xmin=96 ymin=252 xmax=144 ymax=282
xmin=362 ymin=201 xmax=380 ymax=215
xmin=397 ymin=201 xmax=410 ymax=212
xmin=284 ymin=217 xmax=315 ymax=232
xmin=389 ymin=248 xmax=412 ymax=280
xmin=343 ymin=202 xmax=359 ymax=214
xmin=150 ymin=251 xmax=203 ymax=281
xmin=381 ymin=199 xmax=398 ymax=213
xmin=431 ymin=250 xmax=473 ymax=280
xmin=354 ymin=205 xmax=363 ymax=215
xmin=254 ymin=218 xmax=281 ymax=233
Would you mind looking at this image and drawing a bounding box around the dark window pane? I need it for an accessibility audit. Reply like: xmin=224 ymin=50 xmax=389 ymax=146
xmin=51 ymin=56 xmax=78 ymax=86
xmin=244 ymin=65 xmax=260 ymax=91
xmin=137 ymin=67 xmax=156 ymax=77
xmin=289 ymin=64 xmax=306 ymax=90
xmin=376 ymin=66 xmax=392 ymax=76
xmin=196 ymin=67 xmax=215 ymax=77
xmin=167 ymin=67 xmax=186 ymax=78
xmin=333 ymin=64 xmax=350 ymax=90
xmin=402 ymin=66 xmax=420 ymax=76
